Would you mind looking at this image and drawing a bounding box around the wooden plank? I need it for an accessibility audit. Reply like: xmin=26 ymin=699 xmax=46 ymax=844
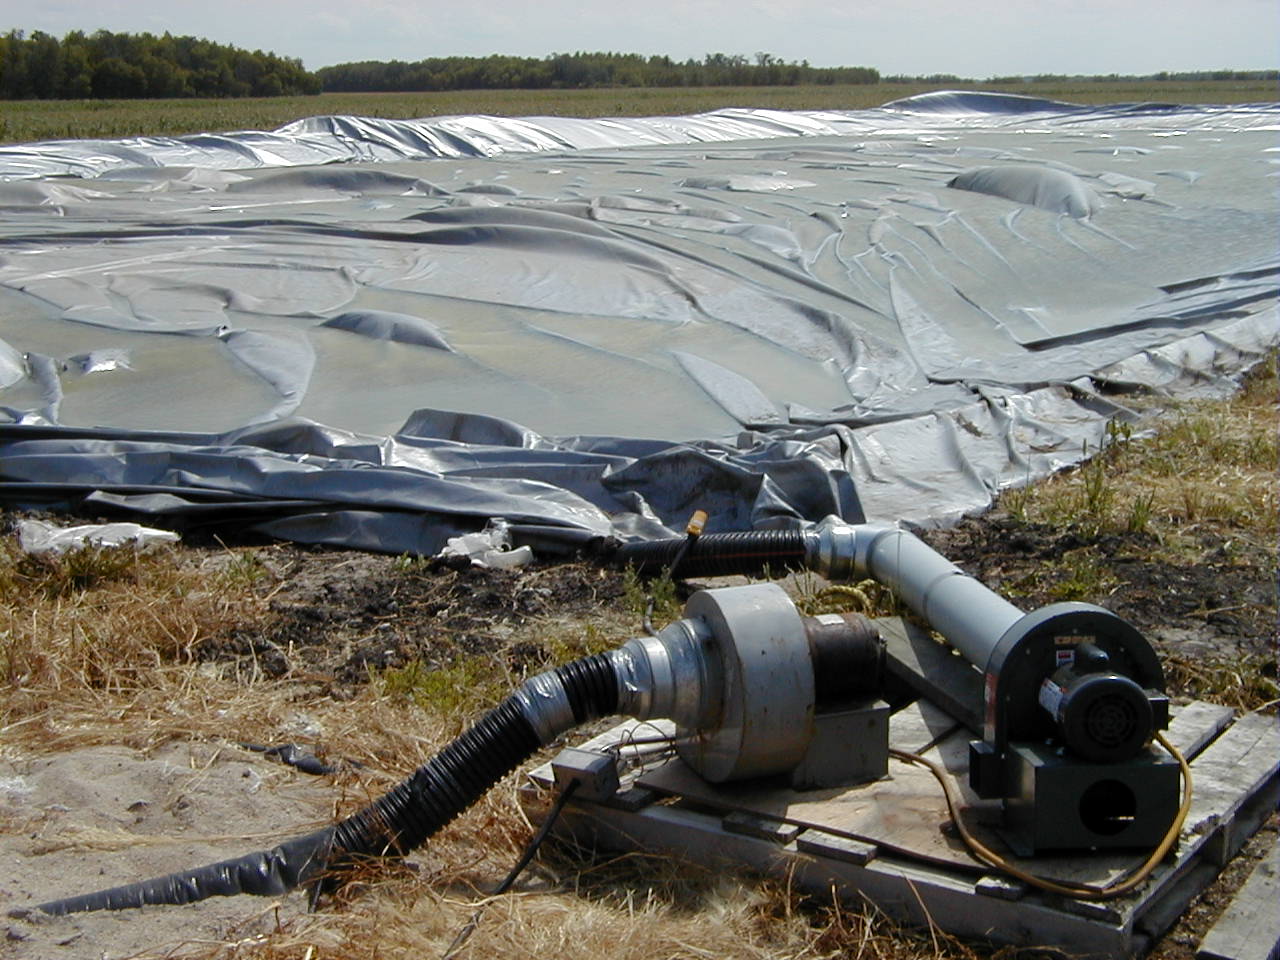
xmin=609 ymin=786 xmax=658 ymax=811
xmin=544 ymin=800 xmax=1131 ymax=958
xmin=796 ymin=831 xmax=877 ymax=865
xmin=1136 ymin=857 xmax=1222 ymax=941
xmin=1181 ymin=712 xmax=1280 ymax=866
xmin=878 ymin=618 xmax=984 ymax=733
xmin=638 ymin=742 xmax=989 ymax=873
xmin=1166 ymin=701 xmax=1235 ymax=761
xmin=975 ymin=875 xmax=1025 ymax=901
xmin=889 ymin=698 xmax=962 ymax=754
xmin=1206 ymin=768 xmax=1279 ymax=869
xmin=1058 ymin=895 xmax=1125 ymax=925
xmin=724 ymin=811 xmax=800 ymax=844
xmin=1196 ymin=836 xmax=1280 ymax=960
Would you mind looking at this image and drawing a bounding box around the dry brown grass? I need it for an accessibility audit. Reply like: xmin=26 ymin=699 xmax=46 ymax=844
xmin=311 ymin=878 xmax=971 ymax=960
xmin=0 ymin=540 xmax=456 ymax=783
xmin=1003 ymin=354 xmax=1277 ymax=562
xmin=0 ymin=532 xmax=1007 ymax=959
xmin=1 ymin=541 xmax=256 ymax=746
xmin=134 ymin=830 xmax=1004 ymax=960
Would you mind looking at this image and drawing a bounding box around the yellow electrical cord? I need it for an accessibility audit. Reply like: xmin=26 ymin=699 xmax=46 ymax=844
xmin=890 ymin=730 xmax=1193 ymax=901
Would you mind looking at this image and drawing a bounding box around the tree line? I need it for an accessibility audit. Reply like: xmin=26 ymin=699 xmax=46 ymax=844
xmin=5 ymin=29 xmax=1268 ymax=101
xmin=0 ymin=35 xmax=880 ymax=100
xmin=316 ymin=52 xmax=880 ymax=93
xmin=0 ymin=29 xmax=320 ymax=99
xmin=982 ymin=69 xmax=1278 ymax=84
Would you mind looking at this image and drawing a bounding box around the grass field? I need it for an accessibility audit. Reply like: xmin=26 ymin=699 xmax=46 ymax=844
xmin=0 ymin=78 xmax=1275 ymax=145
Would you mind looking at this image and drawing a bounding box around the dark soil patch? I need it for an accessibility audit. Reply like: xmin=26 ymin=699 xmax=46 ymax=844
xmin=920 ymin=514 xmax=1275 ymax=694
xmin=200 ymin=511 xmax=1276 ymax=708
xmin=200 ymin=549 xmax=630 ymax=693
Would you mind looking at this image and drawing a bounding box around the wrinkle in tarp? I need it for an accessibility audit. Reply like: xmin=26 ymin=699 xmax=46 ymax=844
xmin=0 ymin=92 xmax=1275 ymax=551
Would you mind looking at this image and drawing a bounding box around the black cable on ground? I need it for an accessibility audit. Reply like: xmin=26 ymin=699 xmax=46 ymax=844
xmin=440 ymin=779 xmax=581 ymax=960
xmin=614 ymin=529 xmax=807 ymax=579
xmin=240 ymin=743 xmax=336 ymax=776
xmin=23 ymin=653 xmax=620 ymax=917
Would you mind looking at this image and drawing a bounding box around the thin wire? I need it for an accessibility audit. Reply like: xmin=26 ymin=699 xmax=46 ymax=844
xmin=891 ymin=730 xmax=1193 ymax=901
xmin=644 ymin=509 xmax=705 ymax=636
xmin=607 ymin=733 xmax=678 ymax=750
xmin=642 ymin=595 xmax=658 ymax=637
xmin=441 ymin=779 xmax=581 ymax=959
xmin=665 ymin=508 xmax=706 ymax=581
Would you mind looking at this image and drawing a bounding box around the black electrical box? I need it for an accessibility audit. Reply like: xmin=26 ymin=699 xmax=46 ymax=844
xmin=1000 ymin=743 xmax=1183 ymax=857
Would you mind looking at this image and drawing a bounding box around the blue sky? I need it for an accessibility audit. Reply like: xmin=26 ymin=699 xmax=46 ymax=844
xmin=2 ymin=0 xmax=1276 ymax=77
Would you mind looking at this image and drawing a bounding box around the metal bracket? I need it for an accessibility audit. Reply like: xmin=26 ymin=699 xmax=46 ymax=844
xmin=551 ymin=748 xmax=621 ymax=802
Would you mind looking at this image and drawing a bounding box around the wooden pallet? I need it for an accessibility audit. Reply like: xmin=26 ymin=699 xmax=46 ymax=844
xmin=1196 ymin=832 xmax=1280 ymax=960
xmin=525 ymin=700 xmax=1279 ymax=959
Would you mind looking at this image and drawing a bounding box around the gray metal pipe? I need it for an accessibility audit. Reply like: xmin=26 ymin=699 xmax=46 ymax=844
xmin=806 ymin=518 xmax=1023 ymax=672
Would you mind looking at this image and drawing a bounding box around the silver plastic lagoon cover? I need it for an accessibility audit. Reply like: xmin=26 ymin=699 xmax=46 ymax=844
xmin=0 ymin=92 xmax=1275 ymax=553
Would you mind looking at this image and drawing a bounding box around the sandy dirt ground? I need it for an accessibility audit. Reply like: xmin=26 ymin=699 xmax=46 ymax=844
xmin=2 ymin=742 xmax=336 ymax=958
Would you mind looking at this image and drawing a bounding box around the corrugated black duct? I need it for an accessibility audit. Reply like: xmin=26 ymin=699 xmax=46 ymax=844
xmin=27 ymin=653 xmax=618 ymax=916
xmin=614 ymin=530 xmax=808 ymax=579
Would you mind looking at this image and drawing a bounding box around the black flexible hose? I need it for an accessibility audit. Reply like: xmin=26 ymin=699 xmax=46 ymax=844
xmin=26 ymin=653 xmax=620 ymax=917
xmin=615 ymin=530 xmax=808 ymax=579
